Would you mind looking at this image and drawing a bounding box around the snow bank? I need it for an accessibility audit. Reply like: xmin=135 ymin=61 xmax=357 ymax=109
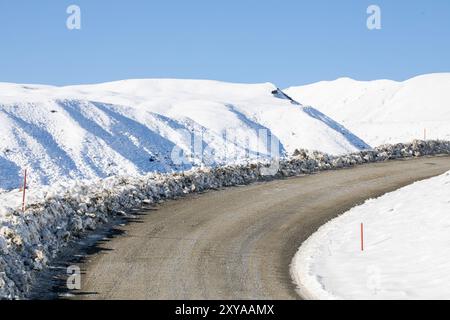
xmin=0 ymin=140 xmax=449 ymax=299
xmin=285 ymin=73 xmax=450 ymax=146
xmin=291 ymin=166 xmax=450 ymax=300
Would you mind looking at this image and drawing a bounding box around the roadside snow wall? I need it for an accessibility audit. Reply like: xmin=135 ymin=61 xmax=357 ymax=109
xmin=0 ymin=140 xmax=449 ymax=299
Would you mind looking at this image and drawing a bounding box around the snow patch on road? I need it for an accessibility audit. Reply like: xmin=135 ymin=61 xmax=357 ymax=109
xmin=291 ymin=168 xmax=450 ymax=300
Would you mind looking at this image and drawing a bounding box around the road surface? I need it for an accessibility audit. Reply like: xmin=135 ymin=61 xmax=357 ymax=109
xmin=66 ymin=156 xmax=450 ymax=299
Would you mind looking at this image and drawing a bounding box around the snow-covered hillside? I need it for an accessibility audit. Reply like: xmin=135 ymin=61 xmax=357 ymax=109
xmin=286 ymin=73 xmax=450 ymax=146
xmin=0 ymin=79 xmax=368 ymax=190
xmin=291 ymin=169 xmax=450 ymax=300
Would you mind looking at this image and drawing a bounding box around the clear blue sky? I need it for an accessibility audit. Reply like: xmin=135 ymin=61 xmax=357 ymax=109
xmin=1 ymin=0 xmax=449 ymax=87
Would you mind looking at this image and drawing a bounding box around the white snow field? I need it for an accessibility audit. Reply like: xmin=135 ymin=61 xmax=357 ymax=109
xmin=0 ymin=79 xmax=368 ymax=191
xmin=291 ymin=170 xmax=450 ymax=300
xmin=286 ymin=73 xmax=450 ymax=146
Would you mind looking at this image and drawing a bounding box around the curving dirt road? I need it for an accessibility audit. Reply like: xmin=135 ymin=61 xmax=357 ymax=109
xmin=67 ymin=156 xmax=450 ymax=300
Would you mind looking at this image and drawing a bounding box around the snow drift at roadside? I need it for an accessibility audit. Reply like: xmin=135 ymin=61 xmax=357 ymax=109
xmin=291 ymin=164 xmax=450 ymax=299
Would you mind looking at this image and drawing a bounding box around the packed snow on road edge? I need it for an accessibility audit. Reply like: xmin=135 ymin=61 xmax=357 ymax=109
xmin=291 ymin=168 xmax=450 ymax=300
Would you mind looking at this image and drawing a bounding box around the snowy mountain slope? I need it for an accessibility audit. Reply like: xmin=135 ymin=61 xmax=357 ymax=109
xmin=292 ymin=170 xmax=450 ymax=300
xmin=285 ymin=73 xmax=450 ymax=146
xmin=0 ymin=79 xmax=368 ymax=190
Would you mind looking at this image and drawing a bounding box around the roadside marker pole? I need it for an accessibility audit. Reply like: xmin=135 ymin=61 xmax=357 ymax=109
xmin=22 ymin=168 xmax=27 ymax=212
xmin=424 ymin=128 xmax=427 ymax=140
xmin=361 ymin=223 xmax=364 ymax=251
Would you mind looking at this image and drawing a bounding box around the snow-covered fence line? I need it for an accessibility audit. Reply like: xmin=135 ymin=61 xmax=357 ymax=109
xmin=0 ymin=140 xmax=449 ymax=299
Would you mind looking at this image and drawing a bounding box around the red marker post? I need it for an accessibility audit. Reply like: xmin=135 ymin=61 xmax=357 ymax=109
xmin=361 ymin=223 xmax=364 ymax=251
xmin=22 ymin=169 xmax=27 ymax=212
